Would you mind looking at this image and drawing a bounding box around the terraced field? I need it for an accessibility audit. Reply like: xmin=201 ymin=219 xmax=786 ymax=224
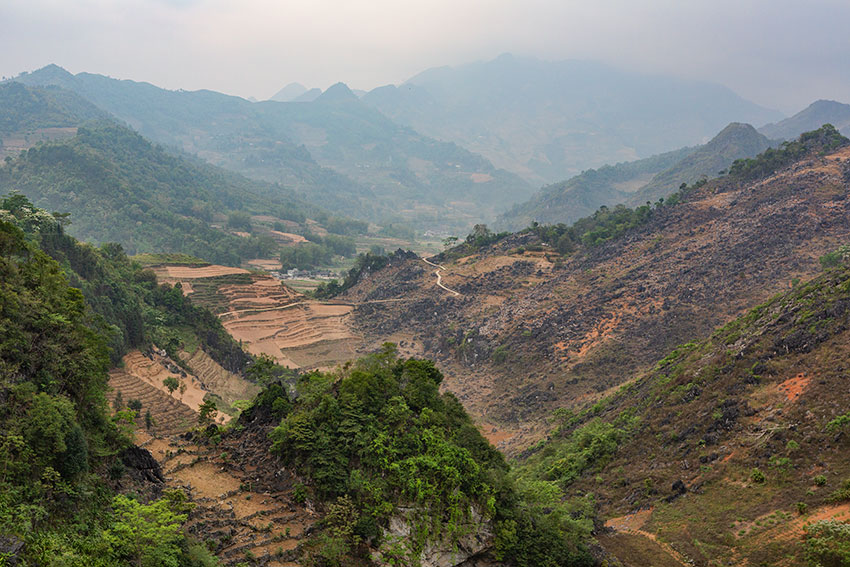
xmin=108 ymin=367 xmax=197 ymax=436
xmin=151 ymin=265 xmax=361 ymax=370
xmin=137 ymin=430 xmax=314 ymax=567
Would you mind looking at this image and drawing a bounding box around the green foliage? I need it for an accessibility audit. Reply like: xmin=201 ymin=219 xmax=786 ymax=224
xmin=2 ymin=193 xmax=251 ymax=371
xmin=825 ymin=411 xmax=850 ymax=433
xmin=815 ymin=475 xmax=828 ymax=487
xmin=0 ymin=203 xmax=221 ymax=567
xmin=729 ymin=124 xmax=849 ymax=182
xmin=750 ymin=468 xmax=766 ymax=484
xmin=226 ymin=211 xmax=252 ymax=232
xmin=820 ymin=245 xmax=850 ymax=269
xmin=0 ymin=121 xmax=323 ymax=265
xmin=104 ymin=492 xmax=191 ymax=567
xmin=829 ymin=479 xmax=850 ymax=503
xmin=198 ymin=399 xmax=219 ymax=426
xmin=163 ymin=377 xmax=179 ymax=395
xmin=804 ymin=520 xmax=850 ymax=567
xmin=266 ymin=345 xmax=592 ymax=565
xmin=528 ymin=199 xmax=668 ymax=254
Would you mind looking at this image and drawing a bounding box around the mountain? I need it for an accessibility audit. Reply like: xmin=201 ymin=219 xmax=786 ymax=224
xmin=11 ymin=65 xmax=532 ymax=230
xmin=520 ymin=261 xmax=850 ymax=566
xmin=0 ymin=197 xmax=253 ymax=566
xmin=362 ymin=53 xmax=784 ymax=184
xmin=0 ymin=119 xmax=329 ymax=265
xmin=497 ymin=122 xmax=772 ymax=230
xmin=269 ymin=81 xmax=308 ymax=102
xmin=292 ymin=87 xmax=322 ymax=102
xmin=760 ymin=99 xmax=850 ymax=140
xmin=336 ymin=126 xmax=850 ymax=450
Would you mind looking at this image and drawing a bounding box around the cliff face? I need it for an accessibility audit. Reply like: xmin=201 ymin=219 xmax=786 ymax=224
xmin=344 ymin=145 xmax=850 ymax=452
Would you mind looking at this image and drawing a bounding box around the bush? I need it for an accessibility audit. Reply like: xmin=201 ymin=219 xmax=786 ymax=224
xmin=805 ymin=520 xmax=850 ymax=567
xmin=751 ymin=468 xmax=766 ymax=484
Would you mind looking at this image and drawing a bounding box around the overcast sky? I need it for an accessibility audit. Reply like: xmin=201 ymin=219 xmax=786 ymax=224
xmin=1 ymin=0 xmax=848 ymax=114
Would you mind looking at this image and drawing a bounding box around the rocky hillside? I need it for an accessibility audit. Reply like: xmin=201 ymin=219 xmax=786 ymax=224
xmin=341 ymin=128 xmax=850 ymax=452
xmin=520 ymin=261 xmax=850 ymax=566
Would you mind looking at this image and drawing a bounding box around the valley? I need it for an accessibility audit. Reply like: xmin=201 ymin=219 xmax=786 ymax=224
xmin=3 ymin=26 xmax=850 ymax=564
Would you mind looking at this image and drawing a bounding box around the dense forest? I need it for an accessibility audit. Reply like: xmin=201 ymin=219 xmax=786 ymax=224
xmin=0 ymin=201 xmax=226 ymax=566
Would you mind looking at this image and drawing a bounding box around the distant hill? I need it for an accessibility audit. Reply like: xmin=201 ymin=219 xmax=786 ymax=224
xmin=0 ymin=82 xmax=110 ymax=159
xmin=0 ymin=81 xmax=107 ymax=135
xmin=495 ymin=145 xmax=694 ymax=230
xmin=625 ymin=122 xmax=772 ymax=206
xmin=269 ymin=82 xmax=308 ymax=102
xmin=497 ymin=122 xmax=772 ymax=230
xmin=0 ymin=119 xmax=328 ymax=265
xmin=759 ymin=99 xmax=850 ymax=140
xmin=10 ymin=65 xmax=532 ymax=230
xmin=362 ymin=53 xmax=783 ymax=184
xmin=292 ymin=87 xmax=322 ymax=102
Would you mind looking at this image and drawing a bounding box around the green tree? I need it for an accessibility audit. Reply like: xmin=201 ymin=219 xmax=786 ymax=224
xmin=162 ymin=377 xmax=179 ymax=396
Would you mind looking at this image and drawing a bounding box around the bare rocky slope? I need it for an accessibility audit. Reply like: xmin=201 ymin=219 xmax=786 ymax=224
xmin=341 ymin=142 xmax=850 ymax=452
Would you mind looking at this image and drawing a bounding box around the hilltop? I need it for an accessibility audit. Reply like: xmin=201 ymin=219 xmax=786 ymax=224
xmin=362 ymin=54 xmax=782 ymax=184
xmin=338 ymin=126 xmax=850 ymax=451
xmin=760 ymin=99 xmax=850 ymax=141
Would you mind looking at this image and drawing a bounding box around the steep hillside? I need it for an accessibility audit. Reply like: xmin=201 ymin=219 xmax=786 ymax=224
xmin=0 ymin=120 xmax=333 ymax=265
xmin=760 ymin=99 xmax=850 ymax=140
xmin=11 ymin=65 xmax=532 ymax=230
xmin=520 ymin=261 xmax=850 ymax=566
xmin=363 ymin=53 xmax=782 ymax=184
xmin=340 ymin=127 xmax=850 ymax=451
xmin=0 ymin=209 xmax=229 ymax=567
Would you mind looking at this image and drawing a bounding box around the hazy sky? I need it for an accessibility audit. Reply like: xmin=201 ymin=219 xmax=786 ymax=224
xmin=1 ymin=0 xmax=848 ymax=114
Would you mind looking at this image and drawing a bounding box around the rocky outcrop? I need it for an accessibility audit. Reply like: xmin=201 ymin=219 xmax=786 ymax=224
xmin=374 ymin=506 xmax=499 ymax=567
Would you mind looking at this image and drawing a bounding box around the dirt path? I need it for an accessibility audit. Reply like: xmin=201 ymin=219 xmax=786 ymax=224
xmin=602 ymin=510 xmax=691 ymax=567
xmin=422 ymin=257 xmax=462 ymax=297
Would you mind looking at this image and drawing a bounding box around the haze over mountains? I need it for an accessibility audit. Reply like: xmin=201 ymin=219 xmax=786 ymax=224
xmin=12 ymin=64 xmax=531 ymax=231
xmin=362 ymin=54 xmax=783 ymax=184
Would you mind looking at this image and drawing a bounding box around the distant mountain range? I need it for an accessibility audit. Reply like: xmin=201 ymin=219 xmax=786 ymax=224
xmin=496 ymin=97 xmax=850 ymax=230
xmin=11 ymin=65 xmax=532 ymax=231
xmin=361 ymin=53 xmax=784 ymax=185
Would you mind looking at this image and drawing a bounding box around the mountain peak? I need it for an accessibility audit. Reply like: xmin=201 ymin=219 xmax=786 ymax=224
xmin=269 ymin=82 xmax=307 ymax=102
xmin=29 ymin=64 xmax=74 ymax=80
xmin=316 ymin=82 xmax=357 ymax=103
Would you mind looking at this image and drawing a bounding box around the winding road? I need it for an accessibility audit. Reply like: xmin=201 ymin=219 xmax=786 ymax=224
xmin=422 ymin=257 xmax=462 ymax=297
